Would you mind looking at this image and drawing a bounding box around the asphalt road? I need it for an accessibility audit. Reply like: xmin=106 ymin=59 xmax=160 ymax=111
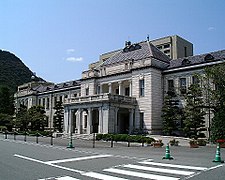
xmin=0 ymin=135 xmax=225 ymax=180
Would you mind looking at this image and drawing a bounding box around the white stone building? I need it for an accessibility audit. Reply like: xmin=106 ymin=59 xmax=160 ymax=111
xmin=14 ymin=36 xmax=225 ymax=137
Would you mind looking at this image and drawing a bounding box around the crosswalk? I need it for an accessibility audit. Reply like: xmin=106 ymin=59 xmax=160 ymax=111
xmin=38 ymin=160 xmax=208 ymax=180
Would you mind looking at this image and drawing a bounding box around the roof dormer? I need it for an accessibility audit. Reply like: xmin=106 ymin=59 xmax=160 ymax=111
xmin=204 ymin=54 xmax=214 ymax=61
xmin=181 ymin=58 xmax=191 ymax=66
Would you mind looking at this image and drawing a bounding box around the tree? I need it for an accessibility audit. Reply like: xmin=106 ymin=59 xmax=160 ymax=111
xmin=28 ymin=106 xmax=47 ymax=131
xmin=0 ymin=113 xmax=13 ymax=131
xmin=15 ymin=104 xmax=29 ymax=131
xmin=183 ymin=83 xmax=206 ymax=139
xmin=0 ymin=86 xmax=14 ymax=115
xmin=162 ymin=94 xmax=181 ymax=135
xmin=202 ymin=64 xmax=225 ymax=141
xmin=210 ymin=109 xmax=225 ymax=142
xmin=53 ymin=101 xmax=64 ymax=132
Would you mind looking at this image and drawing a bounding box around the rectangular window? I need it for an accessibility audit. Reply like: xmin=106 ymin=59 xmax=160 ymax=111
xmin=192 ymin=76 xmax=200 ymax=84
xmin=180 ymin=78 xmax=187 ymax=94
xmin=125 ymin=63 xmax=128 ymax=70
xmin=168 ymin=80 xmax=175 ymax=93
xmin=157 ymin=46 xmax=162 ymax=50
xmin=164 ymin=50 xmax=170 ymax=54
xmin=85 ymin=88 xmax=89 ymax=96
xmin=164 ymin=44 xmax=170 ymax=49
xmin=43 ymin=98 xmax=46 ymax=108
xmin=140 ymin=112 xmax=144 ymax=129
xmin=125 ymin=87 xmax=130 ymax=96
xmin=39 ymin=99 xmax=41 ymax=106
xmin=84 ymin=115 xmax=87 ymax=128
xmin=184 ymin=47 xmax=187 ymax=57
xmin=139 ymin=79 xmax=145 ymax=97
xmin=46 ymin=97 xmax=49 ymax=110
xmin=59 ymin=96 xmax=62 ymax=102
xmin=115 ymin=88 xmax=119 ymax=95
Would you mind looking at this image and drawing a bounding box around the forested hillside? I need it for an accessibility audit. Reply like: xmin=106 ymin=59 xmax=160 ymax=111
xmin=0 ymin=49 xmax=36 ymax=93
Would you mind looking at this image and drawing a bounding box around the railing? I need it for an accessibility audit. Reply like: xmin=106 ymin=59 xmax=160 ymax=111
xmin=65 ymin=93 xmax=137 ymax=105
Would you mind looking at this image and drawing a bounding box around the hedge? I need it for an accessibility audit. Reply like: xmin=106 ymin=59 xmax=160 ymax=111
xmin=96 ymin=134 xmax=155 ymax=144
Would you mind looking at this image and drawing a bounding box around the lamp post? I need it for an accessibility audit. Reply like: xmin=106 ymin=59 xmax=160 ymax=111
xmin=67 ymin=108 xmax=74 ymax=148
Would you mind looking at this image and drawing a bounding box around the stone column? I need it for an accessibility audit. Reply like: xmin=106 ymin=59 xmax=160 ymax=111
xmin=87 ymin=108 xmax=93 ymax=134
xmin=68 ymin=109 xmax=74 ymax=135
xmin=129 ymin=80 xmax=132 ymax=96
xmin=129 ymin=109 xmax=134 ymax=134
xmin=98 ymin=107 xmax=103 ymax=133
xmin=118 ymin=81 xmax=122 ymax=95
xmin=114 ymin=107 xmax=119 ymax=133
xmin=76 ymin=108 xmax=82 ymax=134
xmin=108 ymin=83 xmax=112 ymax=94
xmin=64 ymin=107 xmax=69 ymax=134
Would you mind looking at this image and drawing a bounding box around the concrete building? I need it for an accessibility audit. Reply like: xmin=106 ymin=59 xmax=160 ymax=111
xmin=151 ymin=35 xmax=193 ymax=59
xmin=14 ymin=35 xmax=224 ymax=137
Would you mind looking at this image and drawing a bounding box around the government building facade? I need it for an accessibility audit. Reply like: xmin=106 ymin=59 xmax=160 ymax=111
xmin=14 ymin=35 xmax=225 ymax=137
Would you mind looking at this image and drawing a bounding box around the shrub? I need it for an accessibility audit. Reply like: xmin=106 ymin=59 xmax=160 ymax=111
xmin=197 ymin=139 xmax=207 ymax=146
xmin=169 ymin=139 xmax=179 ymax=146
xmin=96 ymin=134 xmax=103 ymax=140
xmin=95 ymin=133 xmax=155 ymax=144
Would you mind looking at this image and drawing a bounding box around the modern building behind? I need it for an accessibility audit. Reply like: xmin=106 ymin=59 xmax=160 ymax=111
xmin=151 ymin=35 xmax=193 ymax=59
xmin=14 ymin=35 xmax=224 ymax=137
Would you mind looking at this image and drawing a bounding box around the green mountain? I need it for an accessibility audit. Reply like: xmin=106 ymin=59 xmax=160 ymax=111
xmin=0 ymin=49 xmax=39 ymax=93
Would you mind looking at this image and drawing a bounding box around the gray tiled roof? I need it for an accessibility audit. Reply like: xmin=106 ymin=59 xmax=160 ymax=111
xmin=168 ymin=50 xmax=225 ymax=69
xmin=103 ymin=41 xmax=170 ymax=66
xmin=32 ymin=80 xmax=81 ymax=93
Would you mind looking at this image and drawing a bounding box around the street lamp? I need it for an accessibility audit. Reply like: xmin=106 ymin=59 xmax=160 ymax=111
xmin=67 ymin=109 xmax=74 ymax=148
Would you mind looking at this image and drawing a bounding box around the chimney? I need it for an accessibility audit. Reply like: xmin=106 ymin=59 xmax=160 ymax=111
xmin=125 ymin=41 xmax=131 ymax=47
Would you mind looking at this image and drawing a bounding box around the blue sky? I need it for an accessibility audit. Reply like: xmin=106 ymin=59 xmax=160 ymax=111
xmin=1 ymin=0 xmax=225 ymax=83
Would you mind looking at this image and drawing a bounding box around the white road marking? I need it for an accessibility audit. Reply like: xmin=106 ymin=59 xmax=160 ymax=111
xmin=38 ymin=176 xmax=79 ymax=180
xmin=207 ymin=164 xmax=224 ymax=171
xmin=45 ymin=154 xmax=112 ymax=164
xmin=57 ymin=176 xmax=80 ymax=180
xmin=14 ymin=154 xmax=84 ymax=174
xmin=140 ymin=161 xmax=207 ymax=171
xmin=103 ymin=168 xmax=180 ymax=180
xmin=124 ymin=164 xmax=194 ymax=175
xmin=83 ymin=172 xmax=129 ymax=180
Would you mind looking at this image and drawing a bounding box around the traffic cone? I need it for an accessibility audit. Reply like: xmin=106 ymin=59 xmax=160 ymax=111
xmin=213 ymin=144 xmax=224 ymax=163
xmin=163 ymin=144 xmax=174 ymax=160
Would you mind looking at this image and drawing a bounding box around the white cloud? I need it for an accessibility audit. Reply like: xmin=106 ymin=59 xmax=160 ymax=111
xmin=66 ymin=57 xmax=83 ymax=62
xmin=208 ymin=27 xmax=216 ymax=31
xmin=66 ymin=49 xmax=75 ymax=54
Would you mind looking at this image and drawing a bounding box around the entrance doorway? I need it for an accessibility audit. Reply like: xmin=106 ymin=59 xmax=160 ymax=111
xmin=92 ymin=109 xmax=99 ymax=133
xmin=118 ymin=108 xmax=129 ymax=134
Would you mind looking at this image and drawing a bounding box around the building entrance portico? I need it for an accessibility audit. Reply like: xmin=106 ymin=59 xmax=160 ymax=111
xmin=63 ymin=93 xmax=137 ymax=135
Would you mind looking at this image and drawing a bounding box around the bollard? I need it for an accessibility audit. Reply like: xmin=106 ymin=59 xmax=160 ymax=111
xmin=111 ymin=137 xmax=113 ymax=148
xmin=14 ymin=132 xmax=17 ymax=140
xmin=142 ymin=139 xmax=144 ymax=147
xmin=5 ymin=131 xmax=7 ymax=139
xmin=50 ymin=133 xmax=53 ymax=145
xmin=24 ymin=132 xmax=27 ymax=142
xmin=36 ymin=133 xmax=39 ymax=143
xmin=127 ymin=136 xmax=130 ymax=147
xmin=93 ymin=133 xmax=95 ymax=148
